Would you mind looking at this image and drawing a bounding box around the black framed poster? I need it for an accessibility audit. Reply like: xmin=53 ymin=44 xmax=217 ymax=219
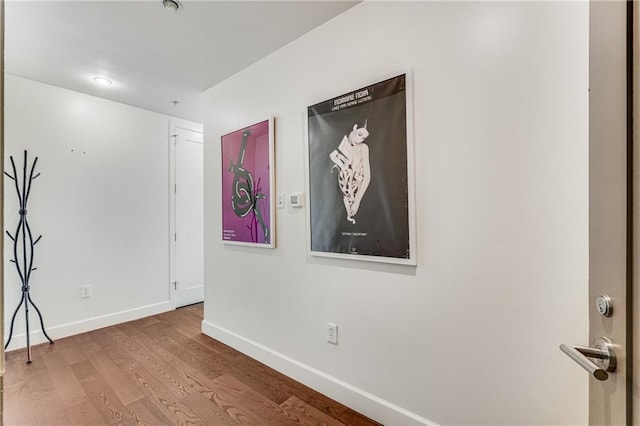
xmin=306 ymin=73 xmax=416 ymax=265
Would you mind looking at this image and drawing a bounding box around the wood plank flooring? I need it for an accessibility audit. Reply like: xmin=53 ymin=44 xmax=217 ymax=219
xmin=4 ymin=304 xmax=381 ymax=426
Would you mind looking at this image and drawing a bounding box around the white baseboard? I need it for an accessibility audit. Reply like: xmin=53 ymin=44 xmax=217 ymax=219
xmin=202 ymin=320 xmax=438 ymax=426
xmin=5 ymin=301 xmax=173 ymax=352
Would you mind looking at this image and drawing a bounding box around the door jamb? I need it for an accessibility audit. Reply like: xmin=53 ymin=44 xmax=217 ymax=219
xmin=626 ymin=1 xmax=634 ymax=423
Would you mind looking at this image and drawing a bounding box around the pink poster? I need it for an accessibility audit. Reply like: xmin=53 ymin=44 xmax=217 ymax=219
xmin=221 ymin=118 xmax=275 ymax=247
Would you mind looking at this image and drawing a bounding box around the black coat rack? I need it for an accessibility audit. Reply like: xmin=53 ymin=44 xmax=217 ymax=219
xmin=4 ymin=151 xmax=53 ymax=363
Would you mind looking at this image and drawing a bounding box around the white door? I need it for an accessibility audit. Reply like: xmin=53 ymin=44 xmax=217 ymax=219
xmin=171 ymin=126 xmax=204 ymax=308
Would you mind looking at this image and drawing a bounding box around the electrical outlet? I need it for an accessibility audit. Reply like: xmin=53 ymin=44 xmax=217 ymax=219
xmin=277 ymin=193 xmax=285 ymax=209
xmin=80 ymin=285 xmax=91 ymax=299
xmin=327 ymin=322 xmax=338 ymax=345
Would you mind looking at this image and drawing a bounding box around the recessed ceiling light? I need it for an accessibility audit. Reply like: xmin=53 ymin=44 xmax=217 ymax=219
xmin=93 ymin=76 xmax=112 ymax=87
xmin=162 ymin=0 xmax=181 ymax=12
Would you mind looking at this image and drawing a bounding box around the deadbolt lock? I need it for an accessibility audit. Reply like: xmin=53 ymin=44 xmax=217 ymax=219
xmin=595 ymin=294 xmax=613 ymax=317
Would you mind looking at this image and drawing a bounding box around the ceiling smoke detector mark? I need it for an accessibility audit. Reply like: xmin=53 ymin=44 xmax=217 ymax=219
xmin=162 ymin=0 xmax=182 ymax=12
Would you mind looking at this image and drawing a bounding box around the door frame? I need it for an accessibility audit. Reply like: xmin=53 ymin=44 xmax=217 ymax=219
xmin=633 ymin=1 xmax=640 ymax=422
xmin=1 ymin=1 xmax=5 ymax=421
xmin=628 ymin=3 xmax=636 ymax=424
xmin=169 ymin=119 xmax=203 ymax=309
xmin=588 ymin=0 xmax=634 ymax=423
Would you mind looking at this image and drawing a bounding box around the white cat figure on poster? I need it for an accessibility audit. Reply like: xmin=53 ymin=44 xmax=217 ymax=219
xmin=329 ymin=121 xmax=371 ymax=224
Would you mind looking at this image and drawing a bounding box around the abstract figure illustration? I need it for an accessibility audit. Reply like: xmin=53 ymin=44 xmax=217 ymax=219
xmin=330 ymin=121 xmax=371 ymax=224
xmin=229 ymin=130 xmax=269 ymax=243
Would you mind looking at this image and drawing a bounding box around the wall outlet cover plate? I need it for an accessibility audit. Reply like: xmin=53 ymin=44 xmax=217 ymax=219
xmin=327 ymin=322 xmax=338 ymax=345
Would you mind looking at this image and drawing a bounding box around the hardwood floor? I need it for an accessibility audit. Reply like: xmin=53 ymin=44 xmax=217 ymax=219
xmin=4 ymin=304 xmax=381 ymax=426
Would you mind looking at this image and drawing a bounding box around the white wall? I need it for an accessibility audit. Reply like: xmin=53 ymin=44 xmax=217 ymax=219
xmin=202 ymin=2 xmax=589 ymax=425
xmin=3 ymin=75 xmax=198 ymax=350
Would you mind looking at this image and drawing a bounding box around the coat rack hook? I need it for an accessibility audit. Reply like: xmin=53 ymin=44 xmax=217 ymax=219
xmin=4 ymin=151 xmax=53 ymax=362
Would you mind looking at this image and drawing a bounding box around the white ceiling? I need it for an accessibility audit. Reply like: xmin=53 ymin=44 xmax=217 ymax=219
xmin=5 ymin=1 xmax=358 ymax=122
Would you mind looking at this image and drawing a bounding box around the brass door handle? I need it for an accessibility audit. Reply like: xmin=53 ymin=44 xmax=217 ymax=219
xmin=559 ymin=337 xmax=616 ymax=381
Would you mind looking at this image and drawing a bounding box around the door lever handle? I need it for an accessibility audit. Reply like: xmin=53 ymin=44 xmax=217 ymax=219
xmin=559 ymin=337 xmax=616 ymax=381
